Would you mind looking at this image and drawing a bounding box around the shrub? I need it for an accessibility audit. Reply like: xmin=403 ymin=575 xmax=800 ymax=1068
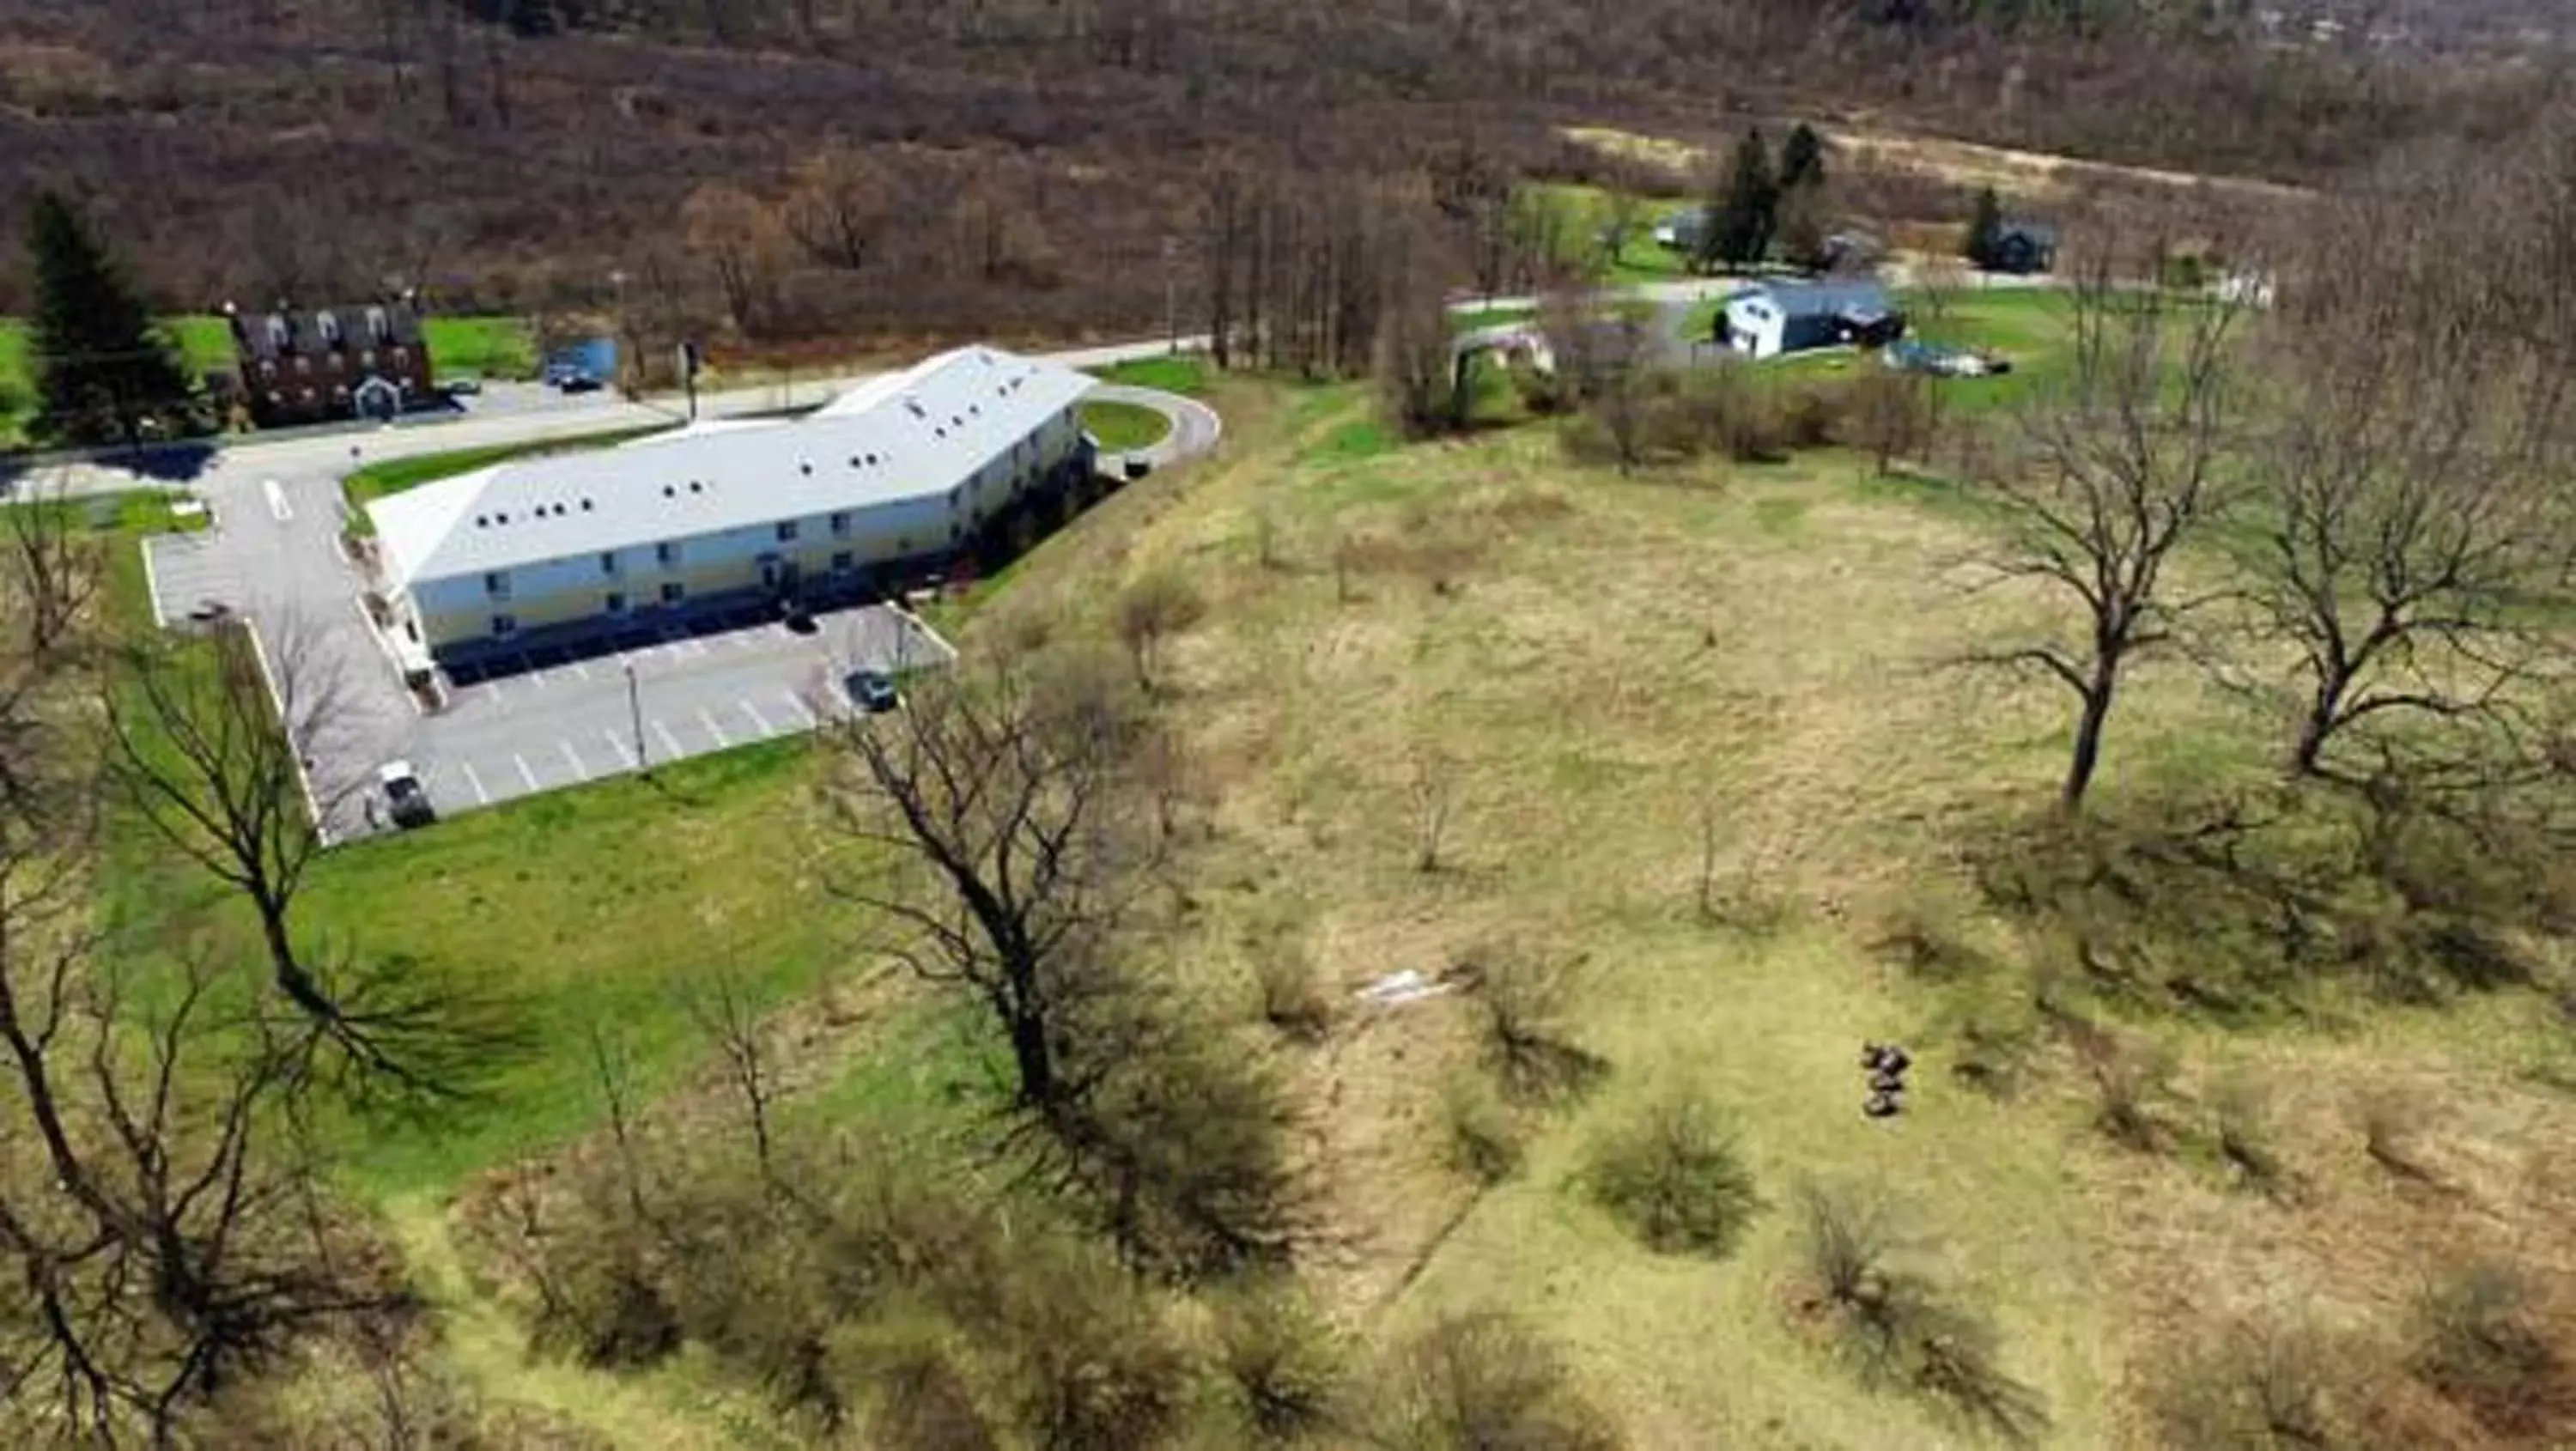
xmin=2153 ymin=1320 xmax=2359 ymax=1450
xmin=1441 ymin=1074 xmax=1527 ymax=1187
xmin=1467 ymin=944 xmax=1607 ymax=1105
xmin=1795 ymin=1180 xmax=1898 ymax=1311
xmin=1250 ymin=936 xmax=1333 ymax=1043
xmin=994 ymin=1245 xmax=1190 ymax=1451
xmin=1211 ymin=1285 xmax=1348 ymax=1444
xmin=1113 ymin=568 xmax=1207 ymax=692
xmin=1581 ymin=1087 xmax=1760 ymax=1258
xmin=2411 ymin=1260 xmax=2576 ymax=1439
xmin=2086 ymin=1036 xmax=2177 ymax=1154
xmin=1374 ymin=1311 xmax=1621 ymax=1451
xmin=2357 ymin=1085 xmax=2435 ymax=1181
xmin=2210 ymin=1077 xmax=2293 ymax=1199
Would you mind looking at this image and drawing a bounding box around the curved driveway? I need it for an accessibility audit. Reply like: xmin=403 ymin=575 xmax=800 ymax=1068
xmin=1084 ymin=381 xmax=1222 ymax=469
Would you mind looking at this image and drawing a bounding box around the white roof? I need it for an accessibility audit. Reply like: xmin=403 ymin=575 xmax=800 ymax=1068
xmin=371 ymin=346 xmax=1093 ymax=590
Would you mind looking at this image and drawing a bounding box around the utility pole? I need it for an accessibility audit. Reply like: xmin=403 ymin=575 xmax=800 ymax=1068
xmin=1163 ymin=235 xmax=1179 ymax=354
xmin=678 ymin=340 xmax=701 ymax=422
xmin=624 ymin=659 xmax=648 ymax=776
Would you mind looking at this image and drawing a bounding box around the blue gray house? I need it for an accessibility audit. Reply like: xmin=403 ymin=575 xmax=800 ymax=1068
xmin=1718 ymin=280 xmax=1905 ymax=360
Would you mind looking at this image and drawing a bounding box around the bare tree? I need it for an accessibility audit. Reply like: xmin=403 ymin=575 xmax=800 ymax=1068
xmin=823 ymin=658 xmax=1156 ymax=1120
xmin=685 ymin=973 xmax=779 ymax=1178
xmin=1963 ymin=264 xmax=2242 ymax=810
xmin=2237 ymin=180 xmax=2576 ymax=783
xmin=681 ymin=183 xmax=791 ymax=338
xmin=782 ymin=145 xmax=892 ymax=272
xmin=1113 ymin=568 xmax=1207 ymax=695
xmin=102 ymin=617 xmax=467 ymax=1091
xmin=2 ymin=474 xmax=100 ymax=663
xmin=0 ymin=855 xmax=401 ymax=1443
xmin=1409 ymin=747 xmax=1455 ymax=873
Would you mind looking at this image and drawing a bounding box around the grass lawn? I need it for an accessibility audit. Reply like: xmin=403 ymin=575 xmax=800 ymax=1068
xmin=340 ymin=424 xmax=673 ymax=531
xmin=1092 ymin=354 xmax=1209 ymax=396
xmin=1079 ymin=398 xmax=1172 ymax=452
xmin=0 ymin=314 xmax=535 ymax=445
xmin=1450 ymin=302 xmax=1540 ymax=333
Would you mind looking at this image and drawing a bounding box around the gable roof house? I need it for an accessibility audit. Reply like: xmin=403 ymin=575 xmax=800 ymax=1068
xmin=228 ymin=298 xmax=433 ymax=428
xmin=1984 ymin=221 xmax=2061 ymax=276
xmin=367 ymin=345 xmax=1097 ymax=669
xmin=1718 ymin=280 xmax=1905 ymax=360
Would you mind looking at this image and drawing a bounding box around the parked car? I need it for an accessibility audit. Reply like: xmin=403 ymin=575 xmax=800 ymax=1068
xmin=843 ymin=670 xmax=900 ymax=714
xmin=443 ymin=375 xmax=483 ymax=396
xmin=556 ymin=373 xmax=604 ymax=394
xmin=378 ymin=761 xmax=436 ymax=829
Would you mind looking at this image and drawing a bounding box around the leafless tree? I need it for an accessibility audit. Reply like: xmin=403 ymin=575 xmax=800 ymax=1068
xmin=1409 ymin=747 xmax=1455 ymax=873
xmin=1113 ymin=569 xmax=1206 ymax=695
xmin=1962 ymin=262 xmax=2243 ymax=810
xmin=681 ymin=183 xmax=791 ymax=338
xmin=782 ymin=145 xmax=892 ymax=272
xmin=685 ymin=973 xmax=778 ymax=1178
xmin=102 ymin=616 xmax=471 ymax=1093
xmin=824 ymin=658 xmax=1157 ymax=1120
xmin=2 ymin=474 xmax=101 ymax=665
xmin=1544 ymin=290 xmax=1657 ymax=473
xmin=0 ymin=854 xmax=401 ymax=1444
xmin=2235 ymin=175 xmax=2576 ymax=784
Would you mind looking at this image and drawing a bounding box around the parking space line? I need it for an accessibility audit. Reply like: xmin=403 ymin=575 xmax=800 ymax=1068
xmin=602 ymin=730 xmax=636 ymax=769
xmin=513 ymin=754 xmax=539 ymax=792
xmin=698 ymin=707 xmax=732 ymax=748
xmin=559 ymin=740 xmax=588 ymax=780
xmin=780 ymin=691 xmax=815 ymax=729
xmin=652 ymin=719 xmax=685 ymax=760
xmin=738 ymin=698 xmax=773 ymax=736
xmin=480 ymin=674 xmax=507 ymax=703
xmin=459 ymin=762 xmax=492 ymax=805
xmin=568 ymin=659 xmax=592 ymax=682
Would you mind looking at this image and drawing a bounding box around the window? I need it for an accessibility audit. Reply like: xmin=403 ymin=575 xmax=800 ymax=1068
xmin=831 ymin=550 xmax=854 ymax=573
xmin=829 ymin=511 xmax=851 ymax=537
xmin=483 ymin=571 xmax=511 ymax=600
xmin=659 ymin=581 xmax=684 ymax=605
xmin=598 ymin=550 xmax=618 ymax=576
xmin=491 ymin=613 xmax=518 ymax=637
xmin=605 ymin=591 xmax=627 ymax=615
xmin=656 ymin=541 xmax=681 ymax=568
xmin=775 ymin=519 xmax=799 ymax=543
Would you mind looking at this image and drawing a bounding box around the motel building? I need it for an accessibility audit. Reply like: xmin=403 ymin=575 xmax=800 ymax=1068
xmin=367 ymin=345 xmax=1097 ymax=676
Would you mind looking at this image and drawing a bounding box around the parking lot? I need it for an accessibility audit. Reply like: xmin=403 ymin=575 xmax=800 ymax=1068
xmin=398 ymin=601 xmax=951 ymax=820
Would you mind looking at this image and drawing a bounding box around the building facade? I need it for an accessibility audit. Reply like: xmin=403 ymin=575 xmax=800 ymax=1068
xmin=229 ymin=299 xmax=434 ymax=428
xmin=367 ymin=346 xmax=1096 ymax=667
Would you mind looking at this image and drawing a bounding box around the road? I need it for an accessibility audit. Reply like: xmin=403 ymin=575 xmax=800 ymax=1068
xmin=46 ymin=336 xmax=1213 ymax=502
xmin=1086 ymin=382 xmax=1221 ymax=469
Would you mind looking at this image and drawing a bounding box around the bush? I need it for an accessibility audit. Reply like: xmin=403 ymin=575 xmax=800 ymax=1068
xmin=1581 ymin=1087 xmax=1760 ymax=1258
xmin=2153 ymin=1320 xmax=2360 ymax=1450
xmin=994 ymin=1245 xmax=1191 ymax=1451
xmin=1467 ymin=944 xmax=1607 ymax=1105
xmin=2085 ymin=1036 xmax=2177 ymax=1154
xmin=1795 ymin=1180 xmax=1898 ymax=1311
xmin=2210 ymin=1077 xmax=2293 ymax=1199
xmin=1113 ymin=568 xmax=1207 ymax=692
xmin=2357 ymin=1085 xmax=2435 ymax=1181
xmin=1210 ymin=1286 xmax=1349 ymax=1444
xmin=1250 ymin=937 xmax=1333 ymax=1043
xmin=2411 ymin=1260 xmax=2576 ymax=1439
xmin=1374 ymin=1311 xmax=1621 ymax=1451
xmin=1441 ymin=1074 xmax=1527 ymax=1187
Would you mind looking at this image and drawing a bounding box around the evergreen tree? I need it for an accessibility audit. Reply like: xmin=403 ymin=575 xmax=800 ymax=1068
xmin=24 ymin=191 xmax=198 ymax=447
xmin=1962 ymin=185 xmax=2005 ymax=270
xmin=1778 ymin=123 xmax=1826 ymax=195
xmin=1702 ymin=129 xmax=1778 ymax=272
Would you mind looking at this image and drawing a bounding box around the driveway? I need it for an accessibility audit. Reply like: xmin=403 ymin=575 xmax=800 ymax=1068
xmin=1085 ymin=382 xmax=1221 ymax=470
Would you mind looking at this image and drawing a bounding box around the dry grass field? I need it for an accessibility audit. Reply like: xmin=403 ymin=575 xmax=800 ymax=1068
xmin=956 ymin=378 xmax=2576 ymax=1446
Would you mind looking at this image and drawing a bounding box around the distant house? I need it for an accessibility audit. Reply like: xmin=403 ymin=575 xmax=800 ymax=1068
xmin=1653 ymin=208 xmax=1712 ymax=253
xmin=1985 ymin=222 xmax=2060 ymax=276
xmin=227 ymin=297 xmax=433 ymax=428
xmin=1817 ymin=230 xmax=1885 ymax=275
xmin=1719 ymin=280 xmax=1905 ymax=360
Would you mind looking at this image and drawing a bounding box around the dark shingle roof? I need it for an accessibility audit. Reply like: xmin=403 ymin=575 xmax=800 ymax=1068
xmin=232 ymin=301 xmax=424 ymax=361
xmin=1746 ymin=279 xmax=1894 ymax=320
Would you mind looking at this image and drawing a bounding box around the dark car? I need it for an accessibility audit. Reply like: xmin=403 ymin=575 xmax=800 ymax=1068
xmin=556 ymin=373 xmax=604 ymax=394
xmin=378 ymin=762 xmax=436 ymax=830
xmin=843 ymin=670 xmax=900 ymax=714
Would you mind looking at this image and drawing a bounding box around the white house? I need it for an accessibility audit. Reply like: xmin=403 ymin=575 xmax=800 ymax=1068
xmin=1719 ymin=280 xmax=1904 ymax=361
xmin=367 ymin=345 xmax=1096 ymax=665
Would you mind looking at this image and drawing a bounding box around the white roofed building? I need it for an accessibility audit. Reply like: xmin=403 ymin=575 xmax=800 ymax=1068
xmin=368 ymin=345 xmax=1096 ymax=665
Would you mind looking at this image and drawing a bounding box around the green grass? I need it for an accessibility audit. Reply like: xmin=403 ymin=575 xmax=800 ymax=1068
xmin=299 ymin=738 xmax=860 ymax=1195
xmin=0 ymin=314 xmax=535 ymax=445
xmin=340 ymin=424 xmax=672 ymax=531
xmin=1092 ymin=355 xmax=1209 ymax=396
xmin=1079 ymin=399 xmax=1173 ymax=453
xmin=421 ymin=317 xmax=539 ymax=381
xmin=1452 ymin=303 xmax=1540 ymax=333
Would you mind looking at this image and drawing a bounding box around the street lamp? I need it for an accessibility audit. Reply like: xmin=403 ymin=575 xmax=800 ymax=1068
xmin=624 ymin=659 xmax=648 ymax=776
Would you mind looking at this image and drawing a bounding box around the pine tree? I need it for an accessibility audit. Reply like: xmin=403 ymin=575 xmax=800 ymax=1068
xmin=1778 ymin=123 xmax=1826 ymax=195
xmin=1702 ymin=129 xmax=1778 ymax=272
xmin=1962 ymin=185 xmax=2004 ymax=270
xmin=24 ymin=191 xmax=198 ymax=447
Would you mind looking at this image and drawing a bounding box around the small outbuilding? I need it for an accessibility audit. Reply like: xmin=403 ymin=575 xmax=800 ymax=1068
xmin=1719 ymin=280 xmax=1905 ymax=360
